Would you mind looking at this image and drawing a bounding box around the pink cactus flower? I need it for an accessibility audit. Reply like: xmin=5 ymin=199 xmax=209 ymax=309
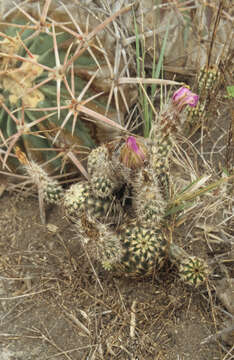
xmin=172 ymin=87 xmax=199 ymax=112
xmin=120 ymin=136 xmax=147 ymax=169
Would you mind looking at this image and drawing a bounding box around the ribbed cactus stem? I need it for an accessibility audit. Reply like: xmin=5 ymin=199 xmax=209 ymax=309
xmin=152 ymin=87 xmax=199 ymax=151
xmin=96 ymin=223 xmax=124 ymax=271
xmin=168 ymin=242 xmax=209 ymax=287
xmin=198 ymin=64 xmax=220 ymax=94
xmin=150 ymin=87 xmax=199 ymax=197
xmin=150 ymin=109 xmax=183 ymax=199
xmin=24 ymin=161 xmax=64 ymax=205
xmin=151 ymin=107 xmax=181 ymax=168
xmin=185 ymin=65 xmax=219 ymax=135
xmin=132 ymin=166 xmax=166 ymax=226
xmin=87 ymin=145 xmax=122 ymax=197
xmin=15 ymin=147 xmax=63 ymax=204
xmin=63 ymin=181 xmax=123 ymax=227
xmin=112 ymin=223 xmax=168 ymax=277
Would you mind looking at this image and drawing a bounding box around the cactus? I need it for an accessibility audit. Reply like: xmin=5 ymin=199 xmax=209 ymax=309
xmin=115 ymin=223 xmax=167 ymax=277
xmin=197 ymin=65 xmax=220 ymax=94
xmin=168 ymin=243 xmax=209 ymax=287
xmin=62 ymin=127 xmax=209 ymax=285
xmin=0 ymin=2 xmax=131 ymax=173
xmin=64 ymin=181 xmax=123 ymax=227
xmin=63 ymin=182 xmax=90 ymax=216
xmin=95 ymin=223 xmax=124 ymax=271
xmin=87 ymin=145 xmax=121 ymax=198
xmin=87 ymin=145 xmax=110 ymax=174
xmin=14 ymin=73 xmax=210 ymax=287
xmin=15 ymin=146 xmax=63 ymax=205
xmin=94 ymin=220 xmax=209 ymax=285
xmin=150 ymin=87 xmax=199 ymax=197
xmin=0 ymin=19 xmax=94 ymax=167
xmin=19 ymin=133 xmax=210 ymax=286
xmin=185 ymin=64 xmax=221 ymax=135
xmin=131 ymin=165 xmax=166 ymax=226
xmin=178 ymin=256 xmax=209 ymax=287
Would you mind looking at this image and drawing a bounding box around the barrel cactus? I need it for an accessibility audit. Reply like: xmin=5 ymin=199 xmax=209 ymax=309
xmin=0 ymin=18 xmax=90 ymax=167
xmin=0 ymin=1 xmax=131 ymax=173
xmin=178 ymin=256 xmax=209 ymax=288
xmin=97 ymin=222 xmax=209 ymax=287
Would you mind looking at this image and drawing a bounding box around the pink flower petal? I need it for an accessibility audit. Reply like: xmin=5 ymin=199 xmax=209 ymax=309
xmin=172 ymin=87 xmax=199 ymax=111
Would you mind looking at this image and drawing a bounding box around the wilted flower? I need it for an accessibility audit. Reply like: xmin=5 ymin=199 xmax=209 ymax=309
xmin=120 ymin=136 xmax=148 ymax=169
xmin=172 ymin=87 xmax=199 ymax=112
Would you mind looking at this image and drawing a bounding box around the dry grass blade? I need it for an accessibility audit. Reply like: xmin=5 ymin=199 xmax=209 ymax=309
xmin=78 ymin=104 xmax=126 ymax=131
xmin=64 ymin=311 xmax=91 ymax=336
xmin=118 ymin=77 xmax=182 ymax=86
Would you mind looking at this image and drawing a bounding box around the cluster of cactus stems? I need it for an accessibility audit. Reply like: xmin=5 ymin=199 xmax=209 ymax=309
xmin=17 ymin=86 xmax=210 ymax=287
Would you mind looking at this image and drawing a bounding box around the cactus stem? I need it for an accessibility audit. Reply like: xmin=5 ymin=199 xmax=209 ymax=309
xmin=168 ymin=243 xmax=209 ymax=287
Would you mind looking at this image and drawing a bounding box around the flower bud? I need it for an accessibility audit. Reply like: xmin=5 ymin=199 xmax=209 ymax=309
xmin=120 ymin=136 xmax=148 ymax=170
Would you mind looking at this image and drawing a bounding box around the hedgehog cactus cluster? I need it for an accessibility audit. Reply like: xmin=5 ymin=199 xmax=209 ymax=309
xmin=68 ymin=130 xmax=209 ymax=286
xmin=19 ymin=86 xmax=209 ymax=287
xmin=62 ymin=136 xmax=170 ymax=277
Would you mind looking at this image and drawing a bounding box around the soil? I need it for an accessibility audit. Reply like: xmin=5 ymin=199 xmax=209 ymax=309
xmin=0 ymin=189 xmax=232 ymax=360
